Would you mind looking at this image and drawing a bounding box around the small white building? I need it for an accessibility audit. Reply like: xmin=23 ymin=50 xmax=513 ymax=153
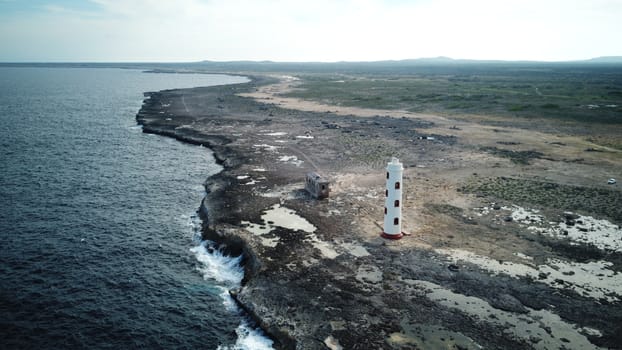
xmin=382 ymin=157 xmax=404 ymax=239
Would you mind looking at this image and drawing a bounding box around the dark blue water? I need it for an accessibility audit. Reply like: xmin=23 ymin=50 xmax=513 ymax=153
xmin=0 ymin=67 xmax=271 ymax=349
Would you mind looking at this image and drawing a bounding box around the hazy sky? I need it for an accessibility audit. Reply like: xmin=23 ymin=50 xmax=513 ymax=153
xmin=1 ymin=0 xmax=620 ymax=62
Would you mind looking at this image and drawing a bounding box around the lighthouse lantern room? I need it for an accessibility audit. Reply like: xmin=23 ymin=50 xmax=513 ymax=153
xmin=382 ymin=157 xmax=404 ymax=239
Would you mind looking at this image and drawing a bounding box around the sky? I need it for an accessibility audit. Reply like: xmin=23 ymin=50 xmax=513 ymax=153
xmin=0 ymin=0 xmax=621 ymax=62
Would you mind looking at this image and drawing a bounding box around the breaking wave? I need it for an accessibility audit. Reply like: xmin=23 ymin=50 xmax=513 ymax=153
xmin=188 ymin=215 xmax=274 ymax=350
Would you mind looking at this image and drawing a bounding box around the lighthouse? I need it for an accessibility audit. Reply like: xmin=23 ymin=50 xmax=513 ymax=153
xmin=382 ymin=157 xmax=404 ymax=239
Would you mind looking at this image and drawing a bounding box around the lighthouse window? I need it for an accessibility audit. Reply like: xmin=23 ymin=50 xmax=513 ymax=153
xmin=395 ymin=182 xmax=400 ymax=189
xmin=394 ymin=200 xmax=400 ymax=207
xmin=394 ymin=218 xmax=399 ymax=225
xmin=384 ymin=207 xmax=387 ymax=214
xmin=386 ymin=172 xmax=390 ymax=179
xmin=385 ymin=189 xmax=388 ymax=197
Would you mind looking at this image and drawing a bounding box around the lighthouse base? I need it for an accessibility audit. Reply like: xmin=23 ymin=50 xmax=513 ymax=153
xmin=380 ymin=232 xmax=404 ymax=240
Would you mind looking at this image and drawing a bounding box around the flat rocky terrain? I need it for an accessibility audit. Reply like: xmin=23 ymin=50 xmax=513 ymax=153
xmin=136 ymin=74 xmax=622 ymax=349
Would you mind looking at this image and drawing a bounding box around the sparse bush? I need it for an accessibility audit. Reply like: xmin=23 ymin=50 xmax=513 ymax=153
xmin=541 ymin=103 xmax=560 ymax=109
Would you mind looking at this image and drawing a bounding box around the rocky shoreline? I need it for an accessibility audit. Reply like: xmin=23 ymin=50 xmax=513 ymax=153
xmin=136 ymin=75 xmax=622 ymax=349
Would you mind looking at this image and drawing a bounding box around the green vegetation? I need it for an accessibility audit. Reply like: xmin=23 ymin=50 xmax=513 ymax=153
xmin=282 ymin=63 xmax=622 ymax=149
xmin=461 ymin=177 xmax=622 ymax=223
xmin=479 ymin=147 xmax=544 ymax=165
xmin=335 ymin=131 xmax=402 ymax=169
xmin=283 ymin=64 xmax=622 ymax=126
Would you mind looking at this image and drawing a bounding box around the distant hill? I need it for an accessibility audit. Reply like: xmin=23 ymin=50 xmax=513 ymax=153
xmin=403 ymin=56 xmax=622 ymax=64
xmin=198 ymin=56 xmax=622 ymax=65
xmin=583 ymin=56 xmax=622 ymax=63
xmin=197 ymin=56 xmax=622 ymax=68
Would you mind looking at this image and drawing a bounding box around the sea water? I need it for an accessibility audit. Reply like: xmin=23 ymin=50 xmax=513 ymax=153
xmin=0 ymin=67 xmax=273 ymax=349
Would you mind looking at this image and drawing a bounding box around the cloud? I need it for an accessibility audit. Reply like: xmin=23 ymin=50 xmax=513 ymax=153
xmin=0 ymin=0 xmax=620 ymax=61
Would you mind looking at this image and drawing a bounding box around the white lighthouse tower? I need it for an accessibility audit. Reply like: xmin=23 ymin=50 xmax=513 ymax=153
xmin=382 ymin=157 xmax=404 ymax=239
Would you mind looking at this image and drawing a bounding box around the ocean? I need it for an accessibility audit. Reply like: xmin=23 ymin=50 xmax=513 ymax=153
xmin=0 ymin=67 xmax=273 ymax=349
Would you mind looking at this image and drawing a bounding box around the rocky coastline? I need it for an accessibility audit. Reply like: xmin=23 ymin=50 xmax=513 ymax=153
xmin=136 ymin=75 xmax=622 ymax=349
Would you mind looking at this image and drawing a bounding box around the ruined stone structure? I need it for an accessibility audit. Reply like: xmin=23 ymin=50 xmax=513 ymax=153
xmin=305 ymin=172 xmax=330 ymax=199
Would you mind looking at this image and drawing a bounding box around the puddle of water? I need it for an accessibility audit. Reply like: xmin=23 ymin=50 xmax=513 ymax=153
xmin=514 ymin=252 xmax=533 ymax=261
xmin=264 ymin=132 xmax=287 ymax=136
xmin=278 ymin=155 xmax=304 ymax=167
xmin=356 ymin=264 xmax=382 ymax=284
xmin=253 ymin=144 xmax=280 ymax=152
xmin=324 ymin=335 xmax=343 ymax=350
xmin=539 ymin=259 xmax=621 ymax=301
xmin=296 ymin=135 xmax=314 ymax=139
xmin=340 ymin=242 xmax=371 ymax=257
xmin=262 ymin=205 xmax=316 ymax=233
xmin=243 ymin=204 xmax=315 ymax=234
xmin=307 ymin=233 xmax=339 ymax=259
xmin=437 ymin=249 xmax=622 ymax=302
xmin=258 ymin=190 xmax=293 ymax=199
xmin=580 ymin=327 xmax=603 ymax=337
xmin=242 ymin=204 xmax=334 ymax=256
xmin=413 ymin=280 xmax=603 ymax=350
xmin=437 ymin=248 xmax=537 ymax=277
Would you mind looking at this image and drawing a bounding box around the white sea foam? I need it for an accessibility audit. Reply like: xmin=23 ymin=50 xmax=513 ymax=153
xmin=190 ymin=241 xmax=244 ymax=285
xmin=188 ymin=215 xmax=274 ymax=349
xmin=218 ymin=286 xmax=239 ymax=312
xmin=218 ymin=319 xmax=275 ymax=350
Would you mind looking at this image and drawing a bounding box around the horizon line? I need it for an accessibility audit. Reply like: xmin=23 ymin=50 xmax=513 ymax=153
xmin=1 ymin=56 xmax=622 ymax=65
